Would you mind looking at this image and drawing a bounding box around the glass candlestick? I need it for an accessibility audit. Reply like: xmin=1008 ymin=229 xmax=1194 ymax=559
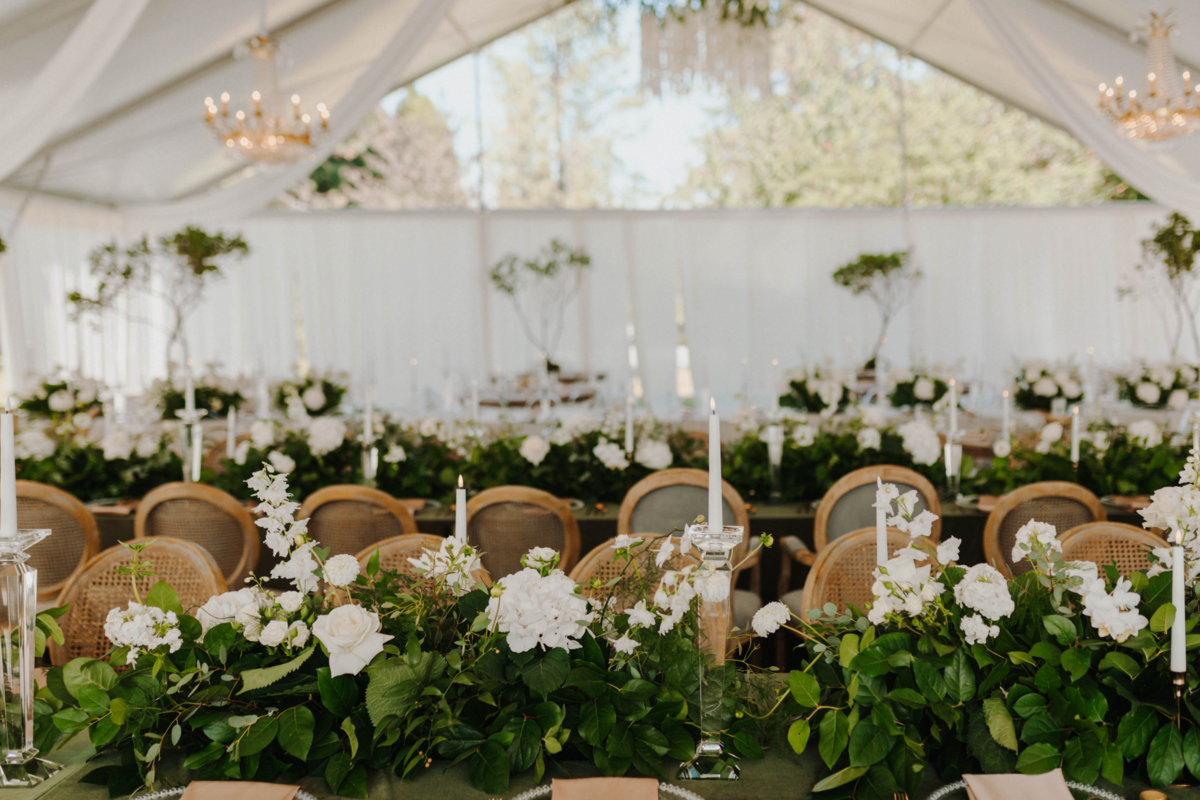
xmin=766 ymin=425 xmax=783 ymax=501
xmin=175 ymin=409 xmax=208 ymax=483
xmin=677 ymin=524 xmax=743 ymax=781
xmin=0 ymin=530 xmax=60 ymax=786
xmin=944 ymin=432 xmax=963 ymax=498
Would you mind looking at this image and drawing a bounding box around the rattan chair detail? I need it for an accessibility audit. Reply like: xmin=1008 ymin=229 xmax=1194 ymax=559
xmin=466 ymin=486 xmax=580 ymax=581
xmin=618 ymin=468 xmax=752 ymax=553
xmin=801 ymin=527 xmax=912 ymax=616
xmin=354 ymin=534 xmax=491 ymax=587
xmin=814 ymin=465 xmax=942 ymax=551
xmin=136 ymin=482 xmax=259 ymax=589
xmin=1060 ymin=521 xmax=1163 ymax=576
xmin=569 ymin=534 xmax=699 ymax=611
xmin=983 ymin=481 xmax=1106 ymax=579
xmin=300 ymin=485 xmax=419 ymax=557
xmin=17 ymin=480 xmax=100 ymax=601
xmin=50 ymin=538 xmax=226 ymax=665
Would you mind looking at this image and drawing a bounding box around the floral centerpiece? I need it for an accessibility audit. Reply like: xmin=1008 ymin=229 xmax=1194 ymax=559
xmin=1117 ymin=362 xmax=1198 ymax=410
xmin=779 ymin=369 xmax=855 ymax=415
xmin=19 ymin=375 xmax=103 ymax=421
xmin=156 ymin=370 xmax=246 ymax=419
xmin=274 ymin=374 xmax=348 ymax=417
xmin=759 ymin=473 xmax=1197 ymax=795
xmin=887 ymin=368 xmax=950 ymax=409
xmin=1013 ymin=361 xmax=1083 ymax=412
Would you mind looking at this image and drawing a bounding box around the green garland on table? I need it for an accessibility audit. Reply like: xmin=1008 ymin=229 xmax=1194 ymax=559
xmin=887 ymin=370 xmax=950 ymax=409
xmin=159 ymin=384 xmax=245 ymax=420
xmin=1115 ymin=362 xmax=1198 ymax=410
xmin=19 ymin=378 xmax=104 ymax=421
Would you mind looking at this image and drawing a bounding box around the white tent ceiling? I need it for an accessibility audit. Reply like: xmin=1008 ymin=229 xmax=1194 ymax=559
xmin=0 ymin=0 xmax=1198 ymax=219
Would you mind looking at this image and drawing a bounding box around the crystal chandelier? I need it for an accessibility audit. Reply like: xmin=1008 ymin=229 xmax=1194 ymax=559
xmin=1098 ymin=12 xmax=1198 ymax=141
xmin=204 ymin=33 xmax=329 ymax=163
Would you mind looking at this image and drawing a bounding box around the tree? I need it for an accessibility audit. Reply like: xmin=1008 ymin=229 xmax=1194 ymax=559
xmin=676 ymin=8 xmax=1116 ymax=208
xmin=832 ymin=250 xmax=921 ymax=364
xmin=488 ymin=0 xmax=643 ymax=208
xmin=282 ymin=91 xmax=468 ymax=209
xmin=490 ymin=239 xmax=591 ymax=370
xmin=1121 ymin=212 xmax=1200 ymax=360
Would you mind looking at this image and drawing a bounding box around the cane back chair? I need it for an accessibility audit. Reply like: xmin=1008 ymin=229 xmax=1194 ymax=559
xmin=354 ymin=533 xmax=490 ymax=588
xmin=466 ymin=487 xmax=580 ymax=581
xmin=136 ymin=482 xmax=258 ymax=589
xmin=17 ymin=480 xmax=101 ymax=602
xmin=1060 ymin=521 xmax=1164 ymax=577
xmin=300 ymin=485 xmax=418 ymax=557
xmin=983 ymin=482 xmax=1106 ymax=578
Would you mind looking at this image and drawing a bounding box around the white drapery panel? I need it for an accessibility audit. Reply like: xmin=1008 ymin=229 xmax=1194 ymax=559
xmin=3 ymin=203 xmax=1175 ymax=411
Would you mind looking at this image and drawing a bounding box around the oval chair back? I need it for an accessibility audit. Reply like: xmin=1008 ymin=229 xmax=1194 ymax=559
xmin=569 ymin=534 xmax=699 ymax=612
xmin=354 ymin=533 xmax=490 ymax=588
xmin=467 ymin=487 xmax=580 ymax=581
xmin=983 ymin=482 xmax=1106 ymax=578
xmin=136 ymin=482 xmax=259 ymax=589
xmin=1060 ymin=521 xmax=1164 ymax=577
xmin=301 ymin=485 xmax=418 ymax=557
xmin=50 ymin=538 xmax=226 ymax=665
xmin=815 ymin=465 xmax=941 ymax=551
xmin=17 ymin=480 xmax=100 ymax=602
xmin=801 ymin=528 xmax=911 ymax=617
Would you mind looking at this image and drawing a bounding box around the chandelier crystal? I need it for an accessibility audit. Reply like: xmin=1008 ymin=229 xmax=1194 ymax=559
xmin=204 ymin=34 xmax=328 ymax=164
xmin=1098 ymin=12 xmax=1198 ymax=141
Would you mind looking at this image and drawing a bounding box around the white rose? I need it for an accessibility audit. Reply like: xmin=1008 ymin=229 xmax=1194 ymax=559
xmin=267 ymin=450 xmax=296 ymax=473
xmin=383 ymin=444 xmax=406 ymax=463
xmin=634 ymin=439 xmax=673 ymax=470
xmin=47 ymin=391 xmax=73 ymax=412
xmin=308 ymin=416 xmax=347 ymax=456
xmin=1061 ymin=380 xmax=1082 ymax=400
xmin=278 ymin=591 xmax=304 ymax=613
xmin=1136 ymin=382 xmax=1162 ymax=405
xmin=302 ymin=384 xmax=326 ymax=411
xmin=312 ymin=605 xmax=393 ymax=677
xmin=197 ymin=589 xmax=259 ymax=634
xmin=1032 ymin=377 xmax=1058 ymax=397
xmin=15 ymin=428 xmax=56 ymax=460
xmin=250 ymin=419 xmax=275 ymax=449
xmin=860 ymin=406 xmax=886 ymax=428
xmin=287 ymin=620 xmax=310 ymax=648
xmin=101 ymin=430 xmax=133 ymax=461
xmin=324 ymin=553 xmax=361 ymax=587
xmin=1128 ymin=419 xmax=1162 ymax=448
xmin=520 ymin=435 xmax=550 ymax=466
xmin=1040 ymin=421 xmax=1063 ymax=444
xmin=913 ymin=378 xmax=935 ymax=401
xmin=1168 ymin=389 xmax=1190 ymax=410
xmin=258 ymin=619 xmax=289 ymax=647
xmin=857 ymin=427 xmax=881 ymax=450
xmin=77 ymin=381 xmax=98 ymax=405
xmin=594 ymin=440 xmax=628 ymax=470
xmin=72 ymin=412 xmax=93 ymax=431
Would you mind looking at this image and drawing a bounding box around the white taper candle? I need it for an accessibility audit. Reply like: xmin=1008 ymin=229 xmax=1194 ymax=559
xmin=1070 ymin=405 xmax=1080 ymax=464
xmin=1 ymin=399 xmax=16 ymax=537
xmin=226 ymin=406 xmax=237 ymax=460
xmin=364 ymin=387 xmax=374 ymax=442
xmin=1171 ymin=529 xmax=1186 ymax=673
xmin=625 ymin=395 xmax=634 ymax=456
xmin=1001 ymin=389 xmax=1011 ymax=440
xmin=191 ymin=423 xmax=202 ymax=482
xmin=708 ymin=399 xmax=722 ymax=533
xmin=184 ymin=362 xmax=195 ymax=414
xmin=875 ymin=477 xmax=887 ymax=566
xmin=770 ymin=359 xmax=779 ymax=414
xmin=948 ymin=378 xmax=957 ymax=435
xmin=456 ymin=475 xmax=467 ymax=544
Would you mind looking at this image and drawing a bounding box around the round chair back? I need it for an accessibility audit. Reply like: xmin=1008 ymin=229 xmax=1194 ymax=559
xmin=301 ymin=485 xmax=418 ymax=557
xmin=1060 ymin=521 xmax=1164 ymax=576
xmin=801 ymin=528 xmax=911 ymax=616
xmin=50 ymin=538 xmax=226 ymax=665
xmin=354 ymin=534 xmax=490 ymax=587
xmin=17 ymin=480 xmax=100 ymax=602
xmin=136 ymin=482 xmax=259 ymax=589
xmin=815 ymin=465 xmax=941 ymax=550
xmin=984 ymin=482 xmax=1106 ymax=578
xmin=569 ymin=534 xmax=699 ymax=612
xmin=467 ymin=487 xmax=579 ymax=581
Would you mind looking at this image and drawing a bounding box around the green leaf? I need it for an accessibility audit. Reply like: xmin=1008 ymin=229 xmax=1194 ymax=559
xmin=848 ymin=721 xmax=891 ymax=767
xmin=52 ymin=708 xmax=90 ymax=733
xmin=341 ymin=717 xmax=358 ymax=760
xmin=787 ymin=719 xmax=810 ymax=754
xmin=811 ymin=765 xmax=868 ymax=791
xmin=1150 ymin=603 xmax=1176 ymax=634
xmin=339 ymin=765 xmax=369 ymax=800
xmin=318 ymin=667 xmax=359 ymax=717
xmin=1021 ymin=713 xmax=1065 ymax=748
xmin=520 ymin=648 xmax=570 ymax=696
xmin=1063 ymin=735 xmax=1101 ymax=784
xmin=982 ymin=697 xmax=1017 ymax=751
xmin=238 ymin=646 xmax=314 ymax=694
xmin=325 ymin=752 xmax=352 ymax=793
xmin=1184 ymin=727 xmax=1200 ymax=780
xmin=37 ymin=613 xmax=64 ymax=645
xmin=944 ymin=649 xmax=976 ymax=703
xmin=1012 ymin=693 xmax=1046 ymax=719
xmin=435 ymin=725 xmax=486 ymax=759
xmin=856 ymin=764 xmax=899 ymax=800
xmin=818 ymin=710 xmax=850 ymax=770
xmin=1097 ymin=651 xmax=1140 ymax=679
xmin=886 ymin=688 xmax=927 ymax=709
xmin=968 ymin=706 xmax=1016 ymax=774
xmin=107 ymin=696 xmax=128 ymax=726
xmin=619 ymin=677 xmax=657 ymax=702
xmin=469 ymin=740 xmax=509 ymax=794
xmin=1034 ymin=663 xmax=1061 ymax=694
xmin=233 ymin=715 xmax=278 ymax=759
xmin=1007 ymin=651 xmax=1035 ymax=667
xmin=839 ymin=633 xmax=860 ymax=668
xmin=1028 ymin=641 xmax=1061 ymax=665
xmin=789 ymin=671 xmax=820 ymax=708
xmin=62 ymin=658 xmax=117 ymax=699
xmin=1117 ymin=705 xmax=1159 ymax=759
xmin=1101 ymin=741 xmax=1124 ymax=786
xmin=364 ymin=654 xmax=438 ymax=727
xmin=913 ymin=658 xmax=946 ymax=702
xmin=1015 ymin=742 xmax=1060 ymax=774
xmin=89 ymin=715 xmax=119 ymax=749
xmin=277 ymin=706 xmax=314 ymax=761
xmin=502 ymin=717 xmax=540 ymax=772
xmin=1059 ymin=648 xmax=1090 ymax=683
xmin=849 ymin=648 xmax=892 ymax=677
xmin=1042 ymin=615 xmax=1076 ymax=645
xmin=1147 ymin=722 xmax=1184 ymax=787
xmin=145 ymin=581 xmax=183 ymax=615
xmin=76 ymin=685 xmax=110 ymax=717
xmin=580 ymin=697 xmax=616 ymax=746
xmin=731 ymin=728 xmax=763 ymax=760
xmin=183 ymin=741 xmax=225 ymax=770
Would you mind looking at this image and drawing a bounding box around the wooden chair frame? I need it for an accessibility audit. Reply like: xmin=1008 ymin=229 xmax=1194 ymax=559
xmin=300 ymin=485 xmax=419 ymax=536
xmin=135 ymin=482 xmax=260 ymax=589
xmin=17 ymin=480 xmax=101 ymax=602
xmin=983 ymin=481 xmax=1106 ymax=578
xmin=50 ymin=537 xmax=227 ymax=665
xmin=467 ymin=486 xmax=581 ymax=575
xmin=1059 ymin=521 xmax=1165 ymax=575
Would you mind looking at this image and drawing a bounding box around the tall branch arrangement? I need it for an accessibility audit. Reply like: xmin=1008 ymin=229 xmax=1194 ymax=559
xmin=69 ymin=227 xmax=249 ymax=375
xmin=489 ymin=238 xmax=590 ymax=370
xmin=831 ymin=250 xmax=921 ymax=365
xmin=1123 ymin=212 xmax=1200 ymax=360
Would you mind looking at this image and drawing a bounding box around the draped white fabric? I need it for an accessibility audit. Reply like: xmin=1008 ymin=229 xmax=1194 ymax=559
xmin=969 ymin=0 xmax=1200 ymax=217
xmin=3 ymin=203 xmax=1174 ymax=412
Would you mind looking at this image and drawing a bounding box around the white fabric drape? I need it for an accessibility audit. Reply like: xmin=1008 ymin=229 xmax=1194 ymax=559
xmin=3 ymin=203 xmax=1174 ymax=410
xmin=129 ymin=0 xmax=458 ymax=227
xmin=969 ymin=0 xmax=1200 ymax=217
xmin=0 ymin=0 xmax=151 ymax=182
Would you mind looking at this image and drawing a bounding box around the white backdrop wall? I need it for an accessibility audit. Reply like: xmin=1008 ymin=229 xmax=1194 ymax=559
xmin=0 ymin=201 xmax=1176 ymax=413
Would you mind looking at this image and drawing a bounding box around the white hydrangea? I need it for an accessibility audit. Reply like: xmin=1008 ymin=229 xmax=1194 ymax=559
xmin=308 ymin=416 xmax=347 ymax=456
xmin=196 ymin=588 xmax=261 ymax=633
xmin=302 ymin=384 xmax=327 ymax=411
xmin=14 ymin=427 xmax=56 ymax=460
xmin=101 ymin=430 xmax=133 ymax=461
xmin=324 ymin=553 xmax=361 ymax=587
xmin=521 ymin=546 xmax=560 ymax=574
xmin=104 ymin=601 xmax=183 ymax=659
xmin=383 ymin=444 xmax=406 ymax=463
xmin=1032 ymin=377 xmax=1058 ymax=397
xmin=47 ymin=390 xmax=74 ymax=413
xmin=953 ymin=564 xmax=1014 ymax=621
xmin=1169 ymin=389 xmax=1191 ymax=410
xmin=792 ymin=423 xmax=817 ymax=447
xmin=1011 ymin=520 xmax=1060 ymax=564
xmin=1135 ymin=382 xmax=1162 ymax=405
xmin=520 ymin=435 xmax=550 ymax=466
xmin=913 ymin=377 xmax=935 ymax=401
xmin=868 ymin=551 xmax=944 ymax=625
xmin=408 ymin=536 xmax=484 ymax=596
xmin=250 ymin=419 xmax=275 ymax=449
xmin=486 ymin=568 xmax=594 ymax=653
xmin=135 ymin=433 xmax=161 ymax=459
xmin=1061 ymin=380 xmax=1082 ymax=400
xmin=635 ymin=439 xmax=673 ymax=470
xmin=857 ymin=427 xmax=881 ymax=450
xmin=897 ymin=420 xmax=940 ymax=465
xmin=267 ymin=450 xmax=296 ymax=473
xmin=418 ymin=418 xmax=441 ymax=438
xmin=961 ymin=614 xmax=1000 ymax=645
xmin=593 ymin=439 xmax=628 ymax=470
xmin=750 ymin=601 xmax=790 ymax=637
xmin=1128 ymin=419 xmax=1162 ymax=448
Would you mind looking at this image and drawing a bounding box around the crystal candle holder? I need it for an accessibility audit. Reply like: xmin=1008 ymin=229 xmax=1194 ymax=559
xmin=944 ymin=433 xmax=963 ymax=498
xmin=677 ymin=524 xmax=743 ymax=781
xmin=0 ymin=529 xmax=60 ymax=786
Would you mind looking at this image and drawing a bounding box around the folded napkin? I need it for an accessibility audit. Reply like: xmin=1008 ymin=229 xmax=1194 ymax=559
xmin=180 ymin=782 xmax=299 ymax=800
xmin=551 ymin=777 xmax=658 ymax=800
xmin=964 ymin=769 xmax=1074 ymax=800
